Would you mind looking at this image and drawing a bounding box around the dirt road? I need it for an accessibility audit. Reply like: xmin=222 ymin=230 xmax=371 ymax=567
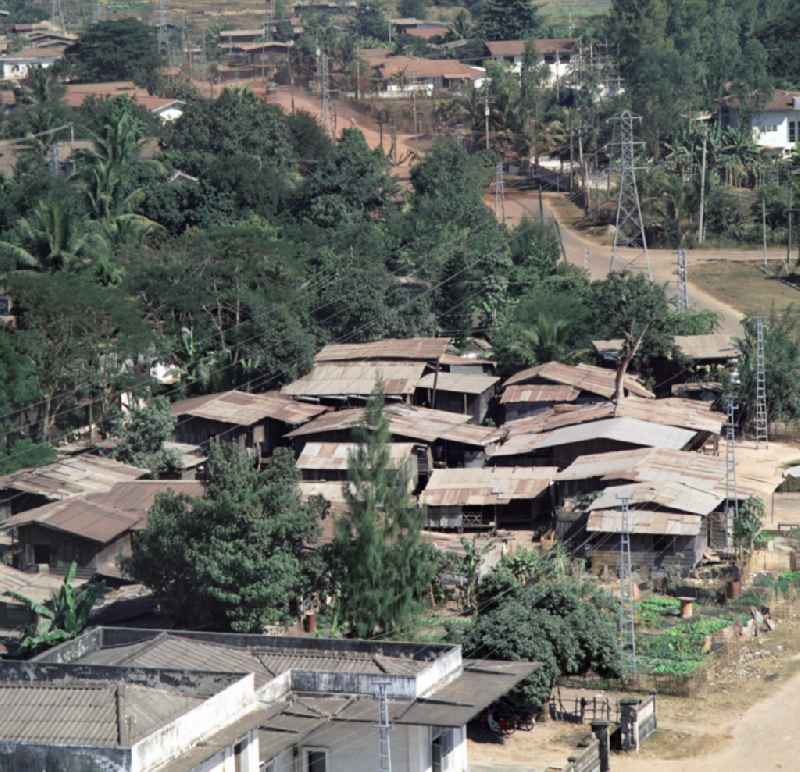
xmin=503 ymin=190 xmax=749 ymax=335
xmin=615 ymin=664 xmax=800 ymax=772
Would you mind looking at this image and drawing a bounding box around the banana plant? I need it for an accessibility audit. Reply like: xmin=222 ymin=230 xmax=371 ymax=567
xmin=3 ymin=562 xmax=102 ymax=655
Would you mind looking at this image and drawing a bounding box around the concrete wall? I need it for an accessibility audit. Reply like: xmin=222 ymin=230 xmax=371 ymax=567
xmin=0 ymin=743 xmax=129 ymax=772
xmin=131 ymin=674 xmax=257 ymax=770
xmin=268 ymin=723 xmax=467 ymax=772
xmin=564 ymin=734 xmax=601 ymax=772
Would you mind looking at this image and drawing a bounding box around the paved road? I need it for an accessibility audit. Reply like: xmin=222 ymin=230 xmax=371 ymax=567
xmin=502 ymin=190 xmax=774 ymax=336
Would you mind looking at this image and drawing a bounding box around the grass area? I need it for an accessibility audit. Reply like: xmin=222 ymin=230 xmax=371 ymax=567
xmin=538 ymin=0 xmax=610 ymax=20
xmin=691 ymin=260 xmax=800 ymax=317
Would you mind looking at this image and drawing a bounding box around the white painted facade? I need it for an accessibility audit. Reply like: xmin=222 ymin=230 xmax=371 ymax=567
xmin=749 ymin=109 xmax=800 ymax=152
xmin=490 ymin=53 xmax=571 ymax=86
xmin=0 ymin=57 xmax=56 ymax=81
xmin=266 ymin=724 xmax=467 ymax=772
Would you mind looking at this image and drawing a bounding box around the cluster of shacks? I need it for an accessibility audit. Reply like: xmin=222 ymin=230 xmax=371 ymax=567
xmin=0 ymin=333 xmax=768 ymax=623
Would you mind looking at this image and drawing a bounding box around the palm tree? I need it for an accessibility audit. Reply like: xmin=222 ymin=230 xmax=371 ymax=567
xmin=4 ymin=562 xmax=102 ymax=655
xmin=0 ymin=198 xmax=91 ymax=271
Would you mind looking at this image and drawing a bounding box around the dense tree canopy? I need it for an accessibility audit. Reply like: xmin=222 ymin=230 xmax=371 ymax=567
xmin=61 ymin=19 xmax=162 ymax=89
xmin=128 ymin=444 xmax=323 ymax=631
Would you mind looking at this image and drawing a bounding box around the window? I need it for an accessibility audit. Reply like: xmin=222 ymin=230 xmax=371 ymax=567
xmin=303 ymin=748 xmax=328 ymax=772
xmin=790 ymin=121 xmax=798 ymax=144
xmin=432 ymin=728 xmax=454 ymax=772
xmin=33 ymin=544 xmax=50 ymax=565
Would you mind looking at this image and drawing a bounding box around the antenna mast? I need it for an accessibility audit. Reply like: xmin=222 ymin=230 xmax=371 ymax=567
xmin=755 ymin=317 xmax=768 ymax=448
xmin=376 ymin=682 xmax=392 ymax=772
xmin=676 ymin=248 xmax=689 ymax=311
xmin=618 ymin=495 xmax=637 ymax=676
xmin=608 ymin=111 xmax=651 ymax=279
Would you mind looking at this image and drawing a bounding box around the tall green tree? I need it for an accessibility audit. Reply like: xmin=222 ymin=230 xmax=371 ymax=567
xmin=332 ymin=386 xmax=436 ymax=637
xmin=61 ymin=19 xmax=162 ymax=88
xmin=479 ymin=0 xmax=541 ymax=41
xmin=110 ymin=397 xmax=180 ymax=477
xmin=590 ymin=272 xmax=674 ymax=400
xmin=128 ymin=445 xmax=323 ymax=631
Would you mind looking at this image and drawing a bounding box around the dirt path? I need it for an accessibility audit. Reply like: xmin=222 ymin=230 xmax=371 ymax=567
xmin=503 ymin=190 xmax=747 ymax=335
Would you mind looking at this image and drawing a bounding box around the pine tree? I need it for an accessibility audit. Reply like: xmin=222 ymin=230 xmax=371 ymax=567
xmin=333 ymin=384 xmax=435 ymax=637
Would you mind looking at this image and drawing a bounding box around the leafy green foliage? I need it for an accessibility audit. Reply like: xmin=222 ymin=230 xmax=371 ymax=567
xmin=734 ymin=496 xmax=765 ymax=556
xmin=110 ymin=398 xmax=180 ymax=477
xmin=479 ymin=0 xmax=541 ymax=41
xmin=4 ymin=562 xmax=102 ymax=656
xmin=61 ymin=19 xmax=162 ymax=89
xmin=459 ymin=564 xmax=621 ymax=706
xmin=128 ymin=444 xmax=323 ymax=631
xmin=331 ymin=386 xmax=437 ymax=637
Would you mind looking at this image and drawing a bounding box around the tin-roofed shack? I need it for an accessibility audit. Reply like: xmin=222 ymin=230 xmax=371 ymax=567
xmin=415 ymin=372 xmax=499 ymax=422
xmin=171 ymin=390 xmax=328 ymax=458
xmin=503 ymin=361 xmax=654 ymax=401
xmin=559 ymin=480 xmax=724 ymax=576
xmin=420 ymin=467 xmax=556 ymax=531
xmin=1 ymin=480 xmax=203 ymax=579
xmin=297 ymin=442 xmax=420 ymax=491
xmin=500 ymin=384 xmax=580 ymax=421
xmin=0 ymin=455 xmax=148 ymax=521
xmin=315 ymin=337 xmax=450 ymax=364
xmin=286 ymin=405 xmax=501 ymax=469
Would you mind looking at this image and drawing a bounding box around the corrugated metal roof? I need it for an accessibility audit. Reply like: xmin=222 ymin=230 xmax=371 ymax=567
xmin=0 ymin=682 xmax=201 ymax=746
xmin=439 ymin=353 xmax=494 ymax=367
xmin=297 ymin=443 xmax=415 ymax=471
xmin=771 ymin=493 xmax=800 ymax=526
xmin=315 ymin=337 xmax=450 ymax=363
xmin=171 ymin=390 xmax=328 ymax=427
xmin=556 ymin=448 xmax=771 ymax=500
xmin=589 ymin=481 xmax=723 ymax=516
xmin=488 ymin=417 xmax=696 ymax=457
xmin=0 ymin=456 xmax=147 ymax=500
xmin=593 ymin=335 xmax=738 ymax=362
xmin=282 ymin=362 xmax=426 ymax=397
xmin=2 ymin=481 xmax=204 ymax=543
xmin=0 ymin=563 xmax=86 ymax=606
xmin=286 ymin=404 xmax=473 ymax=443
xmin=500 ymin=384 xmax=580 ymax=404
xmin=416 ymin=372 xmax=499 ymax=395
xmin=503 ymin=362 xmax=654 ymax=399
xmin=502 ymin=397 xmax=723 ymax=435
xmin=421 ymin=467 xmax=555 ymax=506
xmin=587 ymin=509 xmax=702 ymax=536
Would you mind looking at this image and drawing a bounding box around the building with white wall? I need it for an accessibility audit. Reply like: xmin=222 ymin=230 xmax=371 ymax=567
xmin=722 ymin=89 xmax=800 ymax=154
xmin=485 ymin=38 xmax=577 ymax=85
xmin=31 ymin=626 xmax=538 ymax=772
xmin=0 ymin=46 xmax=61 ymax=81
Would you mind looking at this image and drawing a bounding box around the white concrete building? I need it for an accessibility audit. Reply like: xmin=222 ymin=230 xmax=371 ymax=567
xmin=0 ymin=46 xmax=61 ymax=80
xmin=485 ymin=38 xmax=577 ymax=85
xmin=723 ymin=89 xmax=800 ymax=154
xmin=31 ymin=626 xmax=538 ymax=772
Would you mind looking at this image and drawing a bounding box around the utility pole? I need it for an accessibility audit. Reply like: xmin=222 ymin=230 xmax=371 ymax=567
xmin=676 ymin=248 xmax=689 ymax=312
xmin=762 ymin=196 xmax=768 ymax=268
xmin=494 ymin=161 xmax=505 ymax=225
xmin=608 ymin=111 xmax=651 ymax=279
xmin=318 ymin=49 xmax=332 ymax=138
xmin=618 ymin=496 xmax=637 ymax=676
xmin=376 ymin=682 xmax=392 ymax=772
xmin=755 ymin=317 xmax=768 ymax=449
xmin=724 ymin=397 xmax=739 ymax=553
xmin=697 ymin=131 xmax=708 ymax=245
xmin=484 ymin=89 xmax=491 ymax=151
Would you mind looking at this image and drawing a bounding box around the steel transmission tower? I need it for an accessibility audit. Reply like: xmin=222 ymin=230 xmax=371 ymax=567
xmin=376 ymin=682 xmax=392 ymax=772
xmin=609 ymin=111 xmax=651 ymax=279
xmin=494 ymin=161 xmax=506 ymax=225
xmin=724 ymin=398 xmax=739 ymax=552
xmin=755 ymin=317 xmax=768 ymax=448
xmin=157 ymin=0 xmax=170 ymax=57
xmin=618 ymin=496 xmax=637 ymax=675
xmin=676 ymin=249 xmax=689 ymax=311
